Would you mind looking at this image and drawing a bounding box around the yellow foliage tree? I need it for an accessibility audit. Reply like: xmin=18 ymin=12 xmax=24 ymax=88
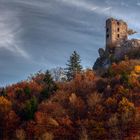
xmin=130 ymin=65 xmax=140 ymax=87
xmin=134 ymin=65 xmax=140 ymax=74
xmin=118 ymin=97 xmax=135 ymax=133
xmin=0 ymin=96 xmax=11 ymax=113
xmin=0 ymin=96 xmax=12 ymax=139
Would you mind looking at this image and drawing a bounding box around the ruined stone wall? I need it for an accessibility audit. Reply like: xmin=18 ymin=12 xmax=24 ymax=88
xmin=114 ymin=39 xmax=140 ymax=59
xmin=106 ymin=18 xmax=128 ymax=52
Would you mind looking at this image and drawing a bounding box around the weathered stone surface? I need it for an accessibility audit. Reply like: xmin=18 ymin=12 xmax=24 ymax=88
xmin=106 ymin=18 xmax=128 ymax=53
xmin=114 ymin=39 xmax=140 ymax=59
xmin=93 ymin=57 xmax=111 ymax=70
xmin=98 ymin=48 xmax=105 ymax=58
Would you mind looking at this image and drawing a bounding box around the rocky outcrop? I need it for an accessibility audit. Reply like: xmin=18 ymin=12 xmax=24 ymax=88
xmin=114 ymin=39 xmax=140 ymax=60
xmin=93 ymin=39 xmax=140 ymax=70
xmin=93 ymin=48 xmax=111 ymax=70
xmin=93 ymin=56 xmax=111 ymax=70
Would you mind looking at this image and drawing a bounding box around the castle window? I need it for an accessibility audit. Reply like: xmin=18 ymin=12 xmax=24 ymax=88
xmin=117 ymin=22 xmax=120 ymax=25
xmin=107 ymin=34 xmax=109 ymax=38
xmin=118 ymin=28 xmax=120 ymax=32
xmin=118 ymin=34 xmax=120 ymax=38
xmin=106 ymin=28 xmax=109 ymax=32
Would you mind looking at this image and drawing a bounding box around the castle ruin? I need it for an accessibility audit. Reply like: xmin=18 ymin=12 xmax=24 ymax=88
xmin=93 ymin=18 xmax=140 ymax=70
xmin=106 ymin=18 xmax=128 ymax=53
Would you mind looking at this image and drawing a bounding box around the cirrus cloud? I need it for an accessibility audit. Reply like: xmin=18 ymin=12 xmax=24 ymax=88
xmin=0 ymin=9 xmax=29 ymax=59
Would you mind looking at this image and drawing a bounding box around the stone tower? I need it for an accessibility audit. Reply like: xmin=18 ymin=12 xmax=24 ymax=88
xmin=106 ymin=18 xmax=128 ymax=53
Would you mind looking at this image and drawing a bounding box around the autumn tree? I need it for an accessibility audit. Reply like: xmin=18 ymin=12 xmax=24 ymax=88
xmin=6 ymin=111 xmax=20 ymax=139
xmin=0 ymin=97 xmax=12 ymax=139
xmin=66 ymin=51 xmax=82 ymax=81
xmin=118 ymin=97 xmax=135 ymax=134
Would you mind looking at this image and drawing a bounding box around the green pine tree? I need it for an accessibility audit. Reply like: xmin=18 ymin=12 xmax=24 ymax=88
xmin=66 ymin=51 xmax=83 ymax=81
xmin=40 ymin=70 xmax=58 ymax=100
xmin=23 ymin=96 xmax=38 ymax=120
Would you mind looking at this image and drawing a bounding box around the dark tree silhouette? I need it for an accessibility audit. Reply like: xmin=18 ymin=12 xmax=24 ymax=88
xmin=40 ymin=70 xmax=58 ymax=100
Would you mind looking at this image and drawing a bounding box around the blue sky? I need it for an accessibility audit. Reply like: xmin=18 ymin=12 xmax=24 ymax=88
xmin=0 ymin=0 xmax=140 ymax=86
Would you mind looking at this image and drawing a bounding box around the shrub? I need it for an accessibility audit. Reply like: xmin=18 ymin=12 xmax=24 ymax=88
xmin=96 ymin=79 xmax=108 ymax=93
xmin=39 ymin=132 xmax=54 ymax=140
xmin=105 ymin=97 xmax=118 ymax=112
xmin=16 ymin=129 xmax=26 ymax=140
xmin=118 ymin=97 xmax=135 ymax=133
xmin=107 ymin=113 xmax=121 ymax=139
xmin=87 ymin=92 xmax=102 ymax=110
xmin=24 ymin=86 xmax=31 ymax=96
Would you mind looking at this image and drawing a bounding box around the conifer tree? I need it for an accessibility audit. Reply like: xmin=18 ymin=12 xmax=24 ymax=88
xmin=40 ymin=70 xmax=58 ymax=100
xmin=23 ymin=96 xmax=38 ymax=120
xmin=66 ymin=51 xmax=82 ymax=81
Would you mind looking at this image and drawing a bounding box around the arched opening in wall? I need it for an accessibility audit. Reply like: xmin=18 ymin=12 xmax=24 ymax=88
xmin=107 ymin=34 xmax=109 ymax=38
xmin=106 ymin=28 xmax=109 ymax=32
xmin=117 ymin=21 xmax=120 ymax=25
xmin=118 ymin=34 xmax=120 ymax=38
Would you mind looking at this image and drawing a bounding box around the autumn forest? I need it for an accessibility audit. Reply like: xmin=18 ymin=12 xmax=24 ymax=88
xmin=0 ymin=51 xmax=140 ymax=140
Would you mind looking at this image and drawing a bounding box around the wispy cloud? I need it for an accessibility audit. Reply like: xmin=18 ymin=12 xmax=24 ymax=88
xmin=60 ymin=0 xmax=98 ymax=11
xmin=59 ymin=0 xmax=112 ymax=13
xmin=0 ymin=9 xmax=29 ymax=59
xmin=137 ymin=2 xmax=140 ymax=6
xmin=59 ymin=0 xmax=140 ymax=32
xmin=102 ymin=7 xmax=112 ymax=12
xmin=121 ymin=2 xmax=129 ymax=7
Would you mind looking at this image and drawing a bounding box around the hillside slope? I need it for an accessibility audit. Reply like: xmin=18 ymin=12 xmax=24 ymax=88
xmin=0 ymin=59 xmax=140 ymax=139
